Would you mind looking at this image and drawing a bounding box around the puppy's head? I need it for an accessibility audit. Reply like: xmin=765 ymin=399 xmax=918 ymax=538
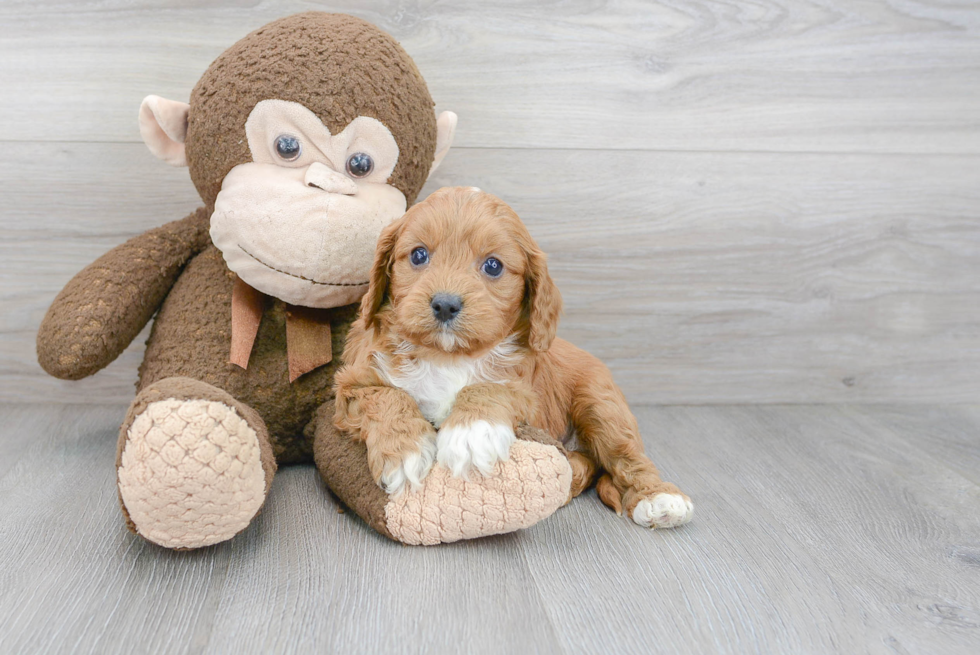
xmin=360 ymin=186 xmax=562 ymax=354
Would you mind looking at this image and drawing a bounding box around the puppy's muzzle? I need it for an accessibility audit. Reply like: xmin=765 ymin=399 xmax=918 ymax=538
xmin=430 ymin=293 xmax=463 ymax=324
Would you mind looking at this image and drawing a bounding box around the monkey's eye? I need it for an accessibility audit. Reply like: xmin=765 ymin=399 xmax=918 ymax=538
xmin=346 ymin=152 xmax=374 ymax=178
xmin=410 ymin=247 xmax=429 ymax=267
xmin=482 ymin=257 xmax=504 ymax=278
xmin=274 ymin=135 xmax=301 ymax=161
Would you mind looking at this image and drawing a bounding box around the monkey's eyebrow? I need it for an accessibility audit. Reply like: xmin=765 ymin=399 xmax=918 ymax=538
xmin=238 ymin=245 xmax=368 ymax=287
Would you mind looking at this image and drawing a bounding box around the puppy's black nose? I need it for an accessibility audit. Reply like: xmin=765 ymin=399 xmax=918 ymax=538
xmin=431 ymin=293 xmax=463 ymax=323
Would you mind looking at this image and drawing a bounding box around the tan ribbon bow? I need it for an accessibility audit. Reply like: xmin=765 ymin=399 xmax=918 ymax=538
xmin=230 ymin=276 xmax=333 ymax=382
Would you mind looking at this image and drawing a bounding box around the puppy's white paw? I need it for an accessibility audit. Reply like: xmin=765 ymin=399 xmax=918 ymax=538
xmin=380 ymin=437 xmax=437 ymax=496
xmin=436 ymin=420 xmax=515 ymax=478
xmin=632 ymin=493 xmax=694 ymax=529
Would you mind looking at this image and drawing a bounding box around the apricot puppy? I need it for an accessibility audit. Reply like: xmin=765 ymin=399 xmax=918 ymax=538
xmin=334 ymin=187 xmax=693 ymax=528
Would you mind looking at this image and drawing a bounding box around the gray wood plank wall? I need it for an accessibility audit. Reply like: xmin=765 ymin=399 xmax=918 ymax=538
xmin=1 ymin=0 xmax=978 ymax=404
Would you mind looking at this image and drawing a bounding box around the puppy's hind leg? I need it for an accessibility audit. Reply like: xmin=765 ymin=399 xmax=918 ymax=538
xmin=571 ymin=369 xmax=693 ymax=529
xmin=565 ymin=450 xmax=597 ymax=504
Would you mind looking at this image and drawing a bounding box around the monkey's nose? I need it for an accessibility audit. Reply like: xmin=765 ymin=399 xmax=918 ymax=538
xmin=305 ymin=162 xmax=358 ymax=195
xmin=431 ymin=293 xmax=463 ymax=323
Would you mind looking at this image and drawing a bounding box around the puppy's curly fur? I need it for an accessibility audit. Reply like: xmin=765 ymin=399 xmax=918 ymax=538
xmin=334 ymin=187 xmax=693 ymax=528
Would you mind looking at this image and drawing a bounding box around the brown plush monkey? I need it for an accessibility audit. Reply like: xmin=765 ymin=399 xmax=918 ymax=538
xmin=36 ymin=13 xmax=572 ymax=549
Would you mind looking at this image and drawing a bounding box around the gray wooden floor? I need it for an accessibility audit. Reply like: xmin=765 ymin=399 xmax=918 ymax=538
xmin=1 ymin=403 xmax=978 ymax=655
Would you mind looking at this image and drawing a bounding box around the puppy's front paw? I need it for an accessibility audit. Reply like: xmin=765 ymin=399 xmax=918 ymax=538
xmin=377 ymin=436 xmax=437 ymax=496
xmin=436 ymin=420 xmax=515 ymax=477
xmin=631 ymin=493 xmax=694 ymax=529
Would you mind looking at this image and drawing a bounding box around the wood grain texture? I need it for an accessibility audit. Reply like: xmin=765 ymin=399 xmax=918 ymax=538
xmin=524 ymin=404 xmax=980 ymax=654
xmin=845 ymin=404 xmax=980 ymax=488
xmin=1 ymin=403 xmax=978 ymax=654
xmin=0 ymin=405 xmax=231 ymax=655
xmin=3 ymin=143 xmax=978 ymax=403
xmin=1 ymin=0 xmax=978 ymax=404
xmin=1 ymin=0 xmax=979 ymax=153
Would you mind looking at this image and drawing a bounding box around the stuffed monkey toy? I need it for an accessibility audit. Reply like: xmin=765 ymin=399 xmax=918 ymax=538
xmin=37 ymin=13 xmax=572 ymax=548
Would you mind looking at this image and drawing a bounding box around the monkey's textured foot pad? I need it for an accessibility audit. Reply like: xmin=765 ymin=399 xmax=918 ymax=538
xmin=313 ymin=402 xmax=572 ymax=545
xmin=384 ymin=440 xmax=572 ymax=545
xmin=117 ymin=398 xmax=268 ymax=549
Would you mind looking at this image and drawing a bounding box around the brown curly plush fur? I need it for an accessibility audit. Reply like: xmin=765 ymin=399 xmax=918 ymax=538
xmin=38 ymin=13 xmax=437 ymax=459
xmin=36 ymin=208 xmax=212 ymax=380
xmin=187 ymin=12 xmax=437 ymax=211
xmin=137 ymin=242 xmax=357 ymax=463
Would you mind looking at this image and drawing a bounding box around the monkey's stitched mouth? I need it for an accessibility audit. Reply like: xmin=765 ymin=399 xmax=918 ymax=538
xmin=238 ymin=245 xmax=369 ymax=287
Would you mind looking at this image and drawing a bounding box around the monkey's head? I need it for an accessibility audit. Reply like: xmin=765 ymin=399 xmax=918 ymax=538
xmin=137 ymin=13 xmax=456 ymax=308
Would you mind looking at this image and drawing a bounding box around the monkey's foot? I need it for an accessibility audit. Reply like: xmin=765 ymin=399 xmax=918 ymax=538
xmin=314 ymin=402 xmax=572 ymax=545
xmin=117 ymin=378 xmax=276 ymax=549
xmin=384 ymin=439 xmax=572 ymax=545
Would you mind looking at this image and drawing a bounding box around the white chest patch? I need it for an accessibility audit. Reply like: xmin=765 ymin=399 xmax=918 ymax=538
xmin=374 ymin=337 xmax=518 ymax=427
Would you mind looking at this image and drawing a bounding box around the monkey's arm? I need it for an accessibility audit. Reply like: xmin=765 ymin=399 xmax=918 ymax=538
xmin=37 ymin=208 xmax=211 ymax=380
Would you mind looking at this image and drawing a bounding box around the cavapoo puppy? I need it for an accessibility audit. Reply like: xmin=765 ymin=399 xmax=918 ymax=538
xmin=334 ymin=187 xmax=693 ymax=528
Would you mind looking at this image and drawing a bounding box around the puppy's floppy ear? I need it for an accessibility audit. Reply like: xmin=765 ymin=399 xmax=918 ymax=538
xmin=360 ymin=217 xmax=405 ymax=330
xmin=524 ymin=243 xmax=563 ymax=352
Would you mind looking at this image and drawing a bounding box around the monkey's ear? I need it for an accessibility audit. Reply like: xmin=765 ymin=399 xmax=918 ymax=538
xmin=360 ymin=216 xmax=405 ymax=330
xmin=426 ymin=111 xmax=457 ymax=180
xmin=139 ymin=95 xmax=190 ymax=167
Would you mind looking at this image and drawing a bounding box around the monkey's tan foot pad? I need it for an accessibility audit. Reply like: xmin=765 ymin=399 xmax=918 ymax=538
xmin=118 ymin=396 xmax=270 ymax=549
xmin=313 ymin=406 xmax=572 ymax=545
xmin=384 ymin=440 xmax=572 ymax=545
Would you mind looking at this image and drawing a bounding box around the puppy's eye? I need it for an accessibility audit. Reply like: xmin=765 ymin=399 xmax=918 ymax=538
xmin=411 ymin=247 xmax=429 ymax=267
xmin=482 ymin=257 xmax=504 ymax=278
xmin=274 ymin=134 xmax=301 ymax=161
xmin=346 ymin=152 xmax=374 ymax=178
